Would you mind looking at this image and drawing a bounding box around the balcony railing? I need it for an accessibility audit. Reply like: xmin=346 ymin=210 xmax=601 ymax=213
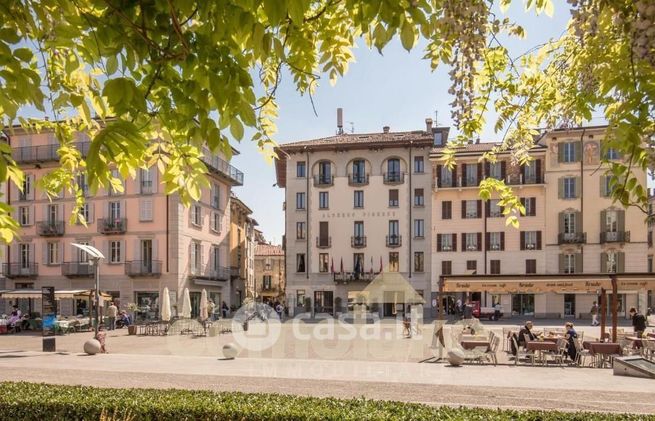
xmin=140 ymin=181 xmax=154 ymax=194
xmin=61 ymin=262 xmax=94 ymax=277
xmin=333 ymin=271 xmax=377 ymax=283
xmin=12 ymin=142 xmax=90 ymax=164
xmin=383 ymin=172 xmax=404 ymax=184
xmin=313 ymin=175 xmax=334 ymax=187
xmin=600 ymin=231 xmax=630 ymax=243
xmin=433 ymin=176 xmax=454 ymax=189
xmin=348 ymin=173 xmax=369 ymax=186
xmin=189 ymin=265 xmax=230 ymax=282
xmin=558 ymin=232 xmax=587 ymax=244
xmin=97 ymin=218 xmax=127 ymax=234
xmin=505 ymin=173 xmax=543 ymax=185
xmin=125 ymin=260 xmax=162 ymax=277
xmin=386 ymin=235 xmax=402 ymax=247
xmin=36 ymin=220 xmax=65 ymax=236
xmin=316 ymin=236 xmax=332 ymax=248
xmin=200 ymin=149 xmax=244 ymax=186
xmin=2 ymin=263 xmax=38 ymax=278
xmin=462 ymin=176 xmax=480 ymax=187
xmin=351 ymin=236 xmax=367 ymax=248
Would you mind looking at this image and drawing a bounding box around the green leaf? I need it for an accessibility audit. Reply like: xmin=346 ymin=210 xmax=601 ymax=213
xmin=400 ymin=21 xmax=415 ymax=52
xmin=499 ymin=0 xmax=512 ymax=13
xmin=230 ymin=117 xmax=244 ymax=140
xmin=106 ymin=55 xmax=118 ymax=75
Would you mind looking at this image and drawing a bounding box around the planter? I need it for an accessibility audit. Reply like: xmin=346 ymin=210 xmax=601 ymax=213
xmin=127 ymin=325 xmax=137 ymax=335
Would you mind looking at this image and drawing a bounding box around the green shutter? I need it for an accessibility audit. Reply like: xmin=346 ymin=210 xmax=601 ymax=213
xmin=575 ymin=253 xmax=583 ymax=273
xmin=559 ymin=254 xmax=565 ymax=273
xmin=600 ymin=209 xmax=607 ymax=234
xmin=558 ymin=143 xmax=565 ymax=163
xmin=600 ymin=252 xmax=607 ymax=273
xmin=600 ymin=176 xmax=607 ymax=197
xmin=574 ymin=142 xmax=582 ymax=162
xmin=558 ymin=178 xmax=564 ymax=199
xmin=558 ymin=212 xmax=565 ymax=234
xmin=575 ymin=177 xmax=581 ymax=198
xmin=575 ymin=211 xmax=582 ymax=235
xmin=618 ymin=252 xmax=625 ymax=273
xmin=618 ymin=209 xmax=625 ymax=232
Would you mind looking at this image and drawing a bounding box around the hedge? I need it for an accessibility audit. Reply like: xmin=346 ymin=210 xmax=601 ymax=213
xmin=0 ymin=382 xmax=651 ymax=420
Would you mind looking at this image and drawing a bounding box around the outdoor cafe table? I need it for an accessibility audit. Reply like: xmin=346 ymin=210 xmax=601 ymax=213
xmin=584 ymin=342 xmax=622 ymax=368
xmin=541 ymin=336 xmax=561 ymax=343
xmin=526 ymin=341 xmax=558 ymax=352
xmin=461 ymin=340 xmax=490 ymax=351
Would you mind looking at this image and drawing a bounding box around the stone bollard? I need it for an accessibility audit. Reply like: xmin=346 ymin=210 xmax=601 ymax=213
xmin=83 ymin=339 xmax=101 ymax=355
xmin=222 ymin=343 xmax=238 ymax=359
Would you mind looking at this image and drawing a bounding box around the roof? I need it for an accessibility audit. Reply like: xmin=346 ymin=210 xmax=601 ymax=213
xmin=255 ymin=244 xmax=284 ymax=256
xmin=431 ymin=141 xmax=547 ymax=157
xmin=230 ymin=194 xmax=253 ymax=215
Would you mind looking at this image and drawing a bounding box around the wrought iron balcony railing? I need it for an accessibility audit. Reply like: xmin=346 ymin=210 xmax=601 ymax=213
xmin=2 ymin=262 xmax=38 ymax=278
xmin=313 ymin=175 xmax=334 ymax=187
xmin=348 ymin=173 xmax=369 ymax=186
xmin=600 ymin=231 xmax=630 ymax=243
xmin=125 ymin=260 xmax=162 ymax=277
xmin=386 ymin=235 xmax=402 ymax=247
xmin=61 ymin=262 xmax=94 ymax=277
xmin=383 ymin=172 xmax=404 ymax=184
xmin=97 ymin=218 xmax=127 ymax=234
xmin=36 ymin=220 xmax=65 ymax=236
xmin=558 ymin=232 xmax=587 ymax=244
xmin=351 ymin=236 xmax=367 ymax=248
xmin=316 ymin=236 xmax=332 ymax=248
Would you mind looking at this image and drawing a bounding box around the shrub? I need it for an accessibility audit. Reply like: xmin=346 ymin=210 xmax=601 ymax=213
xmin=0 ymin=382 xmax=650 ymax=421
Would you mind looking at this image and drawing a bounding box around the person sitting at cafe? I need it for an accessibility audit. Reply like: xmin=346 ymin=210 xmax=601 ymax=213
xmin=629 ymin=307 xmax=647 ymax=337
xmin=8 ymin=305 xmax=21 ymax=329
xmin=564 ymin=322 xmax=578 ymax=361
xmin=518 ymin=321 xmax=538 ymax=347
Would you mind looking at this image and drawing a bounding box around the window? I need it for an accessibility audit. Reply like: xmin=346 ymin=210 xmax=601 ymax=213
xmin=353 ymin=253 xmax=364 ymax=273
xmin=440 ymin=166 xmax=453 ymax=187
xmin=433 ymin=131 xmax=443 ymax=146
xmin=19 ymin=243 xmax=31 ymax=268
xmin=210 ymin=183 xmax=220 ymax=209
xmin=109 ymin=169 xmax=123 ymax=195
xmin=351 ymin=159 xmax=366 ymax=183
xmin=488 ymin=162 xmax=503 ymax=180
xmin=414 ymin=219 xmax=424 ymax=238
xmin=601 ymin=176 xmax=613 ymax=197
xmin=563 ymin=212 xmax=576 ymax=234
xmin=296 ymin=161 xmax=306 ymax=178
xmin=387 ymin=158 xmax=401 ymax=177
xmin=563 ymin=254 xmax=575 ymax=274
xmin=414 ymin=188 xmax=424 ymax=207
xmin=442 ymin=201 xmax=452 ymax=219
xmin=354 ymin=190 xmax=364 ymax=208
xmin=563 ymin=177 xmax=577 ymax=199
xmin=296 ymin=192 xmax=306 ymax=210
xmin=191 ymin=204 xmax=202 ymax=226
xmin=296 ymin=222 xmax=306 ymax=239
xmin=110 ymin=240 xmax=122 ymax=263
xmin=490 ymin=260 xmax=501 ymax=274
xmin=318 ymin=221 xmax=330 ymax=247
xmin=78 ymin=203 xmax=90 ymax=223
xmin=318 ymin=160 xmax=332 ymax=183
xmin=389 ymin=220 xmax=399 ymax=238
xmin=211 ymin=212 xmax=222 ymax=232
xmin=525 ymin=259 xmax=537 ymax=274
xmin=521 ymin=231 xmax=540 ymax=250
xmin=414 ymin=252 xmax=424 ymax=272
xmin=46 ymin=242 xmax=58 ymax=265
xmin=464 ymin=200 xmax=480 ymax=218
xmin=438 ymin=233 xmax=455 ymax=251
xmin=466 ymin=260 xmax=477 ymax=271
xmin=605 ymin=252 xmax=617 ymax=273
xmin=139 ymin=199 xmax=153 ymax=221
xmin=296 ymin=253 xmax=306 ymax=272
xmin=488 ymin=232 xmax=503 ymax=251
xmin=263 ymin=275 xmax=272 ymax=290
xmin=523 ymin=160 xmax=538 ymax=183
xmin=353 ymin=221 xmax=364 ymax=242
xmin=319 ymin=253 xmax=329 ymax=273
xmin=489 ymin=200 xmax=502 ymax=217
xmin=296 ymin=290 xmax=306 ymax=306
xmin=604 ymin=210 xmax=618 ymax=232
xmin=76 ymin=173 xmax=88 ymax=196
xmin=140 ymin=168 xmax=153 ymax=194
xmin=441 ymin=260 xmax=452 ymax=275
xmin=414 ymin=156 xmax=424 ymax=173
xmin=109 ymin=201 xmax=121 ymax=220
xmin=648 ymin=256 xmax=653 ymax=273
xmin=606 ymin=147 xmax=620 ymax=160
xmin=47 ymin=204 xmax=58 ymax=222
xmin=464 ymin=233 xmax=480 ymax=251
xmin=389 ymin=252 xmax=399 ymax=272
xmin=18 ymin=206 xmax=30 ymax=226
xmin=465 ymin=164 xmax=478 ymax=186
xmin=319 ymin=191 xmax=329 ymax=209
xmin=562 ymin=142 xmax=579 ymax=163
xmin=21 ymin=175 xmax=32 ymax=200
xmin=190 ymin=242 xmax=201 ymax=272
xmin=521 ymin=197 xmax=536 ymax=216
xmin=77 ymin=241 xmax=90 ymax=263
xmin=388 ymin=189 xmax=399 ymax=207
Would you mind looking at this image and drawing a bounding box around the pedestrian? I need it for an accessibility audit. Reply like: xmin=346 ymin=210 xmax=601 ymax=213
xmin=629 ymin=307 xmax=647 ymax=337
xmin=107 ymin=302 xmax=118 ymax=331
xmin=208 ymin=299 xmax=216 ymax=321
xmin=493 ymin=302 xmax=502 ymax=321
xmin=275 ymin=302 xmax=283 ymax=320
xmin=221 ymin=301 xmax=229 ymax=318
xmin=462 ymin=300 xmax=473 ymax=319
xmin=564 ymin=322 xmax=578 ymax=361
xmin=590 ymin=301 xmax=599 ymax=326
xmin=97 ymin=324 xmax=108 ymax=353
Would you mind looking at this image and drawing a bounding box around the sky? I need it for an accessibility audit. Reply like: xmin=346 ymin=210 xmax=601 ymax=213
xmin=231 ymin=4 xmax=572 ymax=244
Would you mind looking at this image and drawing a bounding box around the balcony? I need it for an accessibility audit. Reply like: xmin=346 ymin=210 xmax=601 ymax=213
xmin=433 ymin=176 xmax=454 ymax=189
xmin=200 ymin=149 xmax=244 ymax=186
xmin=313 ymin=175 xmax=334 ymax=187
xmin=2 ymin=263 xmax=38 ymax=278
xmin=558 ymin=232 xmax=587 ymax=244
xmin=383 ymin=172 xmax=404 ymax=185
xmin=316 ymin=236 xmax=332 ymax=248
xmin=12 ymin=142 xmax=90 ymax=164
xmin=462 ymin=176 xmax=480 ymax=187
xmin=97 ymin=218 xmax=127 ymax=234
xmin=230 ymin=266 xmax=241 ymax=278
xmin=333 ymin=271 xmax=377 ymax=284
xmin=351 ymin=236 xmax=367 ymax=248
xmin=386 ymin=235 xmax=402 ymax=247
xmin=139 ymin=181 xmax=154 ymax=195
xmin=600 ymin=231 xmax=630 ymax=244
xmin=189 ymin=265 xmax=230 ymax=283
xmin=125 ymin=260 xmax=162 ymax=277
xmin=506 ymin=173 xmax=543 ymax=185
xmin=61 ymin=262 xmax=94 ymax=278
xmin=348 ymin=173 xmax=369 ymax=186
xmin=36 ymin=220 xmax=64 ymax=236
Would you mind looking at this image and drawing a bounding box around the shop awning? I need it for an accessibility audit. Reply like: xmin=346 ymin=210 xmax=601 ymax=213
xmin=441 ymin=273 xmax=655 ymax=294
xmin=0 ymin=289 xmax=113 ymax=301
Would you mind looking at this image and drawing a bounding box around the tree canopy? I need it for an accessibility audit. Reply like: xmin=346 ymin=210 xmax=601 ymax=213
xmin=0 ymin=0 xmax=653 ymax=242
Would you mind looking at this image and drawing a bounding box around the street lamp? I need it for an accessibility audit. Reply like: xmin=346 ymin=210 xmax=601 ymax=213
xmin=71 ymin=243 xmax=104 ymax=339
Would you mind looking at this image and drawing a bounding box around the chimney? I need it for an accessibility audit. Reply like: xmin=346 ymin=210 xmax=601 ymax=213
xmin=425 ymin=118 xmax=433 ymax=133
xmin=336 ymin=108 xmax=343 ymax=135
xmin=383 ymin=126 xmax=390 ymax=134
xmin=475 ymin=138 xmax=480 ymax=144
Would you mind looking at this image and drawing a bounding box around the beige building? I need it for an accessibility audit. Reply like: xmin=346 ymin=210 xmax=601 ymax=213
xmin=276 ymin=119 xmax=448 ymax=317
xmin=229 ymin=194 xmax=257 ymax=306
xmin=254 ymin=243 xmax=285 ymax=304
xmin=2 ymin=126 xmax=244 ymax=320
xmin=433 ymin=125 xmax=651 ymax=319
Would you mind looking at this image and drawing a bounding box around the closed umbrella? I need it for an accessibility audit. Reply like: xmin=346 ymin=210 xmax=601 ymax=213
xmin=200 ymin=289 xmax=208 ymax=321
xmin=161 ymin=287 xmax=171 ymax=322
xmin=181 ymin=288 xmax=191 ymax=318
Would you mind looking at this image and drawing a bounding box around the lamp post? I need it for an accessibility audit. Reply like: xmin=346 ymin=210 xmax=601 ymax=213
xmin=71 ymin=243 xmax=104 ymax=339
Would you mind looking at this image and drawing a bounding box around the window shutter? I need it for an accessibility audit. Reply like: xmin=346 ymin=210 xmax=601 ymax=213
xmin=485 ymin=232 xmax=490 ymax=251
xmin=558 ymin=178 xmax=564 ymax=199
xmin=600 ymin=209 xmax=607 ymax=234
xmin=476 ymin=200 xmax=482 ymax=218
xmin=500 ymin=161 xmax=507 ymax=180
xmin=452 ymin=234 xmax=457 ymax=251
xmin=436 ymin=165 xmax=442 ymax=187
xmin=134 ymin=239 xmax=140 ymax=262
xmin=485 ymin=201 xmax=490 ymax=217
xmin=189 ymin=206 xmax=194 ymax=226
xmin=520 ymin=197 xmax=525 ymax=209
xmin=452 ymin=165 xmax=457 ymax=184
xmin=574 ymin=142 xmax=582 ymax=162
xmin=103 ymin=240 xmax=109 ymax=261
xmin=461 ymin=164 xmax=467 ymax=186
xmin=558 ymin=212 xmax=565 ymax=234
xmin=500 ymin=232 xmax=505 ymax=251
xmin=42 ymin=243 xmax=48 ymax=264
xmin=151 ymin=167 xmax=158 ymax=193
xmin=136 ymin=169 xmax=141 ymax=193
xmin=559 ymin=254 xmax=565 ymax=273
xmin=600 ymin=176 xmax=607 ymax=197
xmin=120 ymin=240 xmax=125 ymax=262
xmin=575 ymin=177 xmax=581 ymax=198
xmin=575 ymin=211 xmax=582 ymax=234
xmin=477 ymin=232 xmax=482 ymax=251
xmin=461 ymin=201 xmax=466 ymax=219
xmin=618 ymin=209 xmax=625 ymax=232
xmin=122 ymin=199 xmax=127 ymax=219
xmin=484 ymin=161 xmax=490 ymax=178
xmin=88 ymin=203 xmax=94 ymax=223
xmin=530 ymin=198 xmax=536 ymax=216
xmin=437 ymin=234 xmax=442 ymax=252
xmin=153 ymin=238 xmax=159 ymax=260
xmin=535 ymin=159 xmax=542 ymax=183
xmin=558 ymin=144 xmax=565 ymax=163
xmin=536 ymin=231 xmax=542 ymax=250
xmin=28 ymin=175 xmax=35 ymax=200
xmin=476 ymin=163 xmax=482 ymax=184
xmin=520 ymin=231 xmax=525 ymax=250
xmin=200 ymin=244 xmax=205 ymax=271
xmin=600 ymin=253 xmax=607 ymax=273
xmin=461 ymin=233 xmax=466 ymax=251
xmin=618 ymin=252 xmax=625 ymax=273
xmin=575 ymin=253 xmax=583 ymax=273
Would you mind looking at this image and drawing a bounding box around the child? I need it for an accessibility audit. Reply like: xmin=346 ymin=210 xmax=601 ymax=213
xmin=97 ymin=324 xmax=108 ymax=353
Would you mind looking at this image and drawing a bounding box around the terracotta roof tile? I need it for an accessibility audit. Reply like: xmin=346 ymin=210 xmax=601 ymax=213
xmin=278 ymin=128 xmax=449 ymax=151
xmin=255 ymin=244 xmax=284 ymax=256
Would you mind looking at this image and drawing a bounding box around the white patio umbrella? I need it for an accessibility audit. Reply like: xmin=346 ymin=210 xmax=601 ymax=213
xmin=161 ymin=287 xmax=171 ymax=322
xmin=200 ymin=289 xmax=208 ymax=321
xmin=181 ymin=288 xmax=192 ymax=318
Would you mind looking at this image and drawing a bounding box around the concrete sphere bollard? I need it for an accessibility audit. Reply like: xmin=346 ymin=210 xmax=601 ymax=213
xmin=222 ymin=343 xmax=238 ymax=359
xmin=447 ymin=348 xmax=466 ymax=366
xmin=84 ymin=339 xmax=102 ymax=355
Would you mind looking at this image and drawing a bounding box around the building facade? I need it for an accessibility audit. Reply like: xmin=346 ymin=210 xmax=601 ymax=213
xmin=229 ymin=194 xmax=257 ymax=306
xmin=254 ymin=243 xmax=285 ymax=304
xmin=276 ymin=120 xmax=448 ymax=317
xmin=3 ymin=126 xmax=244 ymax=320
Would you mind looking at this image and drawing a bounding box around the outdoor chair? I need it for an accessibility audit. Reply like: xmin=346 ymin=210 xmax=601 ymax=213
xmin=642 ymin=340 xmax=655 ymax=360
xmin=549 ymin=338 xmax=568 ymax=366
xmin=619 ymin=338 xmax=636 ymax=356
xmin=511 ymin=336 xmax=536 ymax=366
xmin=578 ymin=331 xmax=584 ymax=341
xmin=502 ymin=328 xmax=513 ymax=351
xmin=573 ymin=338 xmax=594 ymax=367
xmin=482 ymin=335 xmax=500 ymax=365
xmin=462 ymin=346 xmax=488 ymax=364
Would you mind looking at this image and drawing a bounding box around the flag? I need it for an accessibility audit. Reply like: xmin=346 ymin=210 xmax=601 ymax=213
xmin=354 ymin=255 xmax=362 ymax=280
xmin=379 ymin=256 xmax=383 ymax=273
xmin=370 ymin=256 xmax=374 ymax=274
xmin=340 ymin=257 xmax=344 ymax=274
xmin=330 ymin=257 xmax=334 ymax=274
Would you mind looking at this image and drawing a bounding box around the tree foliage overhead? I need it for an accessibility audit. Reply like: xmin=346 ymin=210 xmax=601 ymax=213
xmin=0 ymin=0 xmax=653 ymax=242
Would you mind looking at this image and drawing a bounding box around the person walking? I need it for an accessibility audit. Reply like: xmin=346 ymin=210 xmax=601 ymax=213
xmin=629 ymin=307 xmax=647 ymax=337
xmin=590 ymin=301 xmax=599 ymax=326
xmin=107 ymin=302 xmax=118 ymax=331
xmin=221 ymin=301 xmax=229 ymax=318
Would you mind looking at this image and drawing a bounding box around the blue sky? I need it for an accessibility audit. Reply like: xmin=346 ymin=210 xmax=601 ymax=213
xmin=233 ymin=5 xmax=573 ymax=243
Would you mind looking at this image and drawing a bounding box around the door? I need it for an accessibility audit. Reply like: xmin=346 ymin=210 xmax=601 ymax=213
xmin=314 ymin=291 xmax=334 ymax=315
xmin=190 ymin=291 xmax=201 ymax=318
xmin=109 ymin=201 xmax=121 ymax=221
xmin=512 ymin=294 xmax=535 ymax=315
xmin=564 ymin=294 xmax=576 ymax=317
xmin=388 ymin=158 xmax=400 ymax=176
xmin=319 ymin=221 xmax=329 ymax=247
